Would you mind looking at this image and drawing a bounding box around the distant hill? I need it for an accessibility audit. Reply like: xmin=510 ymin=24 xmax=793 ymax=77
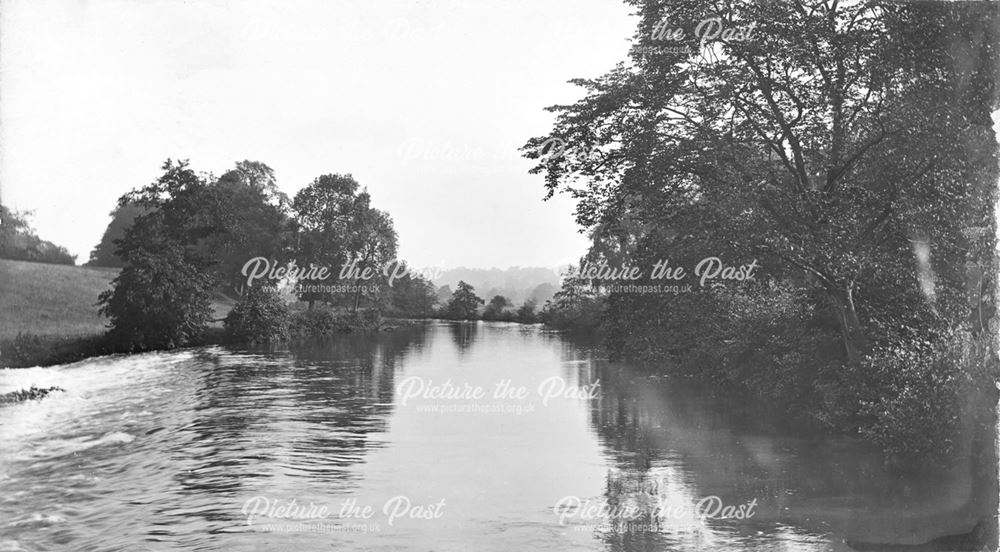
xmin=433 ymin=267 xmax=562 ymax=306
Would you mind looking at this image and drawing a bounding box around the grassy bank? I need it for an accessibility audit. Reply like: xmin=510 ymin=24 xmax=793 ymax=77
xmin=0 ymin=259 xmax=237 ymax=368
xmin=0 ymin=259 xmax=410 ymax=368
xmin=0 ymin=259 xmax=116 ymax=340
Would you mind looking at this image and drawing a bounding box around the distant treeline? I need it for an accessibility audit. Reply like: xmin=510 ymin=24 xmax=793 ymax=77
xmin=0 ymin=203 xmax=76 ymax=265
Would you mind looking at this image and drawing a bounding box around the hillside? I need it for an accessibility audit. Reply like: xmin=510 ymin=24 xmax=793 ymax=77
xmin=432 ymin=266 xmax=563 ymax=305
xmin=0 ymin=259 xmax=116 ymax=340
xmin=0 ymin=259 xmax=236 ymax=342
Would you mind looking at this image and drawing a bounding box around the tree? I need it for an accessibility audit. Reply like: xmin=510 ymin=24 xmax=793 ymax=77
xmin=225 ymin=285 xmax=290 ymax=343
xmin=292 ymin=174 xmax=361 ymax=309
xmin=343 ymin=191 xmax=398 ymax=311
xmin=436 ymin=285 xmax=453 ymax=306
xmin=207 ymin=162 xmax=291 ymax=294
xmin=98 ymin=160 xmax=219 ymax=349
xmin=0 ymin=203 xmax=76 ymax=265
xmin=442 ymin=281 xmax=484 ymax=320
xmin=525 ymin=0 xmax=998 ymax=366
xmin=98 ymin=159 xmax=259 ymax=350
xmin=87 ymin=202 xmax=148 ymax=267
xmin=223 ymin=160 xmax=290 ymax=208
xmin=524 ymin=0 xmax=999 ymax=461
xmin=516 ymin=300 xmax=538 ymax=324
xmin=388 ymin=268 xmax=438 ymax=317
xmin=482 ymin=295 xmax=512 ymax=321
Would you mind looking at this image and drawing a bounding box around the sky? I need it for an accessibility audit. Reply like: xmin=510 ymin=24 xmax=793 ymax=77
xmin=0 ymin=0 xmax=637 ymax=269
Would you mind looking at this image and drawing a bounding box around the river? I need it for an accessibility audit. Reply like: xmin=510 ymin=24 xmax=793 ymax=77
xmin=1 ymin=321 xmax=996 ymax=551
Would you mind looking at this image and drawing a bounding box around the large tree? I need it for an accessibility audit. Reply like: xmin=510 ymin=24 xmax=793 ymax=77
xmin=442 ymin=281 xmax=484 ymax=321
xmin=99 ymin=160 xmax=220 ymax=349
xmin=526 ymin=0 xmax=998 ymax=366
xmin=292 ymin=174 xmax=362 ymax=308
xmin=343 ymin=191 xmax=398 ymax=311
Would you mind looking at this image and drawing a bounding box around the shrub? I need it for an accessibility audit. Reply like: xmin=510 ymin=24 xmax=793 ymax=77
xmin=287 ymin=308 xmax=383 ymax=338
xmin=540 ymin=290 xmax=604 ymax=332
xmin=98 ymin=241 xmax=215 ymax=352
xmin=0 ymin=333 xmax=111 ymax=368
xmin=225 ymin=287 xmax=290 ymax=343
xmin=853 ymin=331 xmax=980 ymax=466
xmin=516 ymin=300 xmax=538 ymax=323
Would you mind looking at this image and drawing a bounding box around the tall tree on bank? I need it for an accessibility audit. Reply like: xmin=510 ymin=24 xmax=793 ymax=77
xmin=525 ymin=0 xmax=999 ymax=366
xmin=443 ymin=281 xmax=484 ymax=320
xmin=292 ymin=174 xmax=361 ymax=309
xmin=98 ymin=160 xmax=219 ymax=349
xmin=388 ymin=267 xmax=438 ymax=317
xmin=209 ymin=162 xmax=291 ymax=294
xmin=99 ymin=159 xmax=295 ymax=349
xmin=344 ymin=191 xmax=398 ymax=311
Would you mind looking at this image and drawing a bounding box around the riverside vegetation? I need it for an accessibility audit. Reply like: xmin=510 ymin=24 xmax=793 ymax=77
xmin=2 ymin=2 xmax=998 ymax=469
xmin=523 ymin=0 xmax=1000 ymax=466
xmin=0 ymin=162 xmax=444 ymax=366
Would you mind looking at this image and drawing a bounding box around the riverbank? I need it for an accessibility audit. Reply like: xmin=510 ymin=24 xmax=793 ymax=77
xmin=1 ymin=315 xmax=422 ymax=369
xmin=0 ymin=258 xmax=418 ymax=368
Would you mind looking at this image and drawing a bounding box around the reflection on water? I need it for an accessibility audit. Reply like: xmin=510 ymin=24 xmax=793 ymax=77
xmin=0 ymin=321 xmax=995 ymax=551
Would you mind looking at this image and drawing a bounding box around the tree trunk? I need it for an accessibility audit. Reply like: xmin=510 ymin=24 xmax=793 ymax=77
xmin=828 ymin=282 xmax=869 ymax=365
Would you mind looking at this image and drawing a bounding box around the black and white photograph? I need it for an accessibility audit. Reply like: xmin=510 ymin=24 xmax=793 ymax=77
xmin=1 ymin=1 xmax=999 ymax=550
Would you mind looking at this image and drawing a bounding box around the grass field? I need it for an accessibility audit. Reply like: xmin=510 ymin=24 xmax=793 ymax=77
xmin=0 ymin=258 xmax=236 ymax=343
xmin=0 ymin=259 xmax=116 ymax=341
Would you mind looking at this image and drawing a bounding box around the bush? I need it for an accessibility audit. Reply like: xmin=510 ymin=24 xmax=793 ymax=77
xmin=4 ymin=332 xmax=45 ymax=366
xmin=225 ymin=287 xmax=290 ymax=343
xmin=288 ymin=308 xmax=382 ymax=338
xmin=98 ymin=240 xmax=215 ymax=351
xmin=516 ymin=300 xmax=538 ymax=323
xmin=0 ymin=332 xmax=111 ymax=368
xmin=540 ymin=289 xmax=604 ymax=332
xmin=853 ymin=332 xmax=978 ymax=465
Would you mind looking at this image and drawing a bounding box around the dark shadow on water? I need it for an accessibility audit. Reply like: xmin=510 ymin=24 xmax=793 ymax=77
xmin=551 ymin=341 xmax=998 ymax=552
xmin=443 ymin=320 xmax=480 ymax=355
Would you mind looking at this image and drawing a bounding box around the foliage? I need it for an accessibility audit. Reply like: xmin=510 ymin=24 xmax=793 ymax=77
xmin=0 ymin=203 xmax=76 ymax=265
xmin=225 ymin=286 xmax=291 ymax=343
xmin=482 ymin=295 xmax=513 ymax=321
xmin=98 ymin=227 xmax=216 ymax=351
xmin=515 ymin=300 xmax=538 ymax=323
xmin=525 ymin=0 xmax=1000 ymax=463
xmin=98 ymin=160 xmax=220 ymax=351
xmin=87 ymin=202 xmax=148 ymax=268
xmin=206 ymin=164 xmax=291 ymax=295
xmin=441 ymin=281 xmax=484 ymax=320
xmin=288 ymin=307 xmax=382 ymax=338
xmin=0 ymin=331 xmax=111 ymax=369
xmin=540 ymin=274 xmax=605 ymax=332
xmin=342 ymin=193 xmax=398 ymax=311
xmin=387 ymin=270 xmax=439 ymax=317
xmin=291 ymin=174 xmax=363 ymax=308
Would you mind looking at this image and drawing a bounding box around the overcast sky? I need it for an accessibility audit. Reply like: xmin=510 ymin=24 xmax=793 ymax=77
xmin=0 ymin=0 xmax=636 ymax=269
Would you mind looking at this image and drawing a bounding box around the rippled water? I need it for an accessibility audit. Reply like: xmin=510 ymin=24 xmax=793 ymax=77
xmin=0 ymin=322 xmax=996 ymax=551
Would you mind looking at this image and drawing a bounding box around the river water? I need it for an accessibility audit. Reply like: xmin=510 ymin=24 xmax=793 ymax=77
xmin=0 ymin=321 xmax=995 ymax=551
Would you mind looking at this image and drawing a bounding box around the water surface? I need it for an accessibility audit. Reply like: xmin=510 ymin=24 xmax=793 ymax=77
xmin=0 ymin=322 xmax=994 ymax=551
